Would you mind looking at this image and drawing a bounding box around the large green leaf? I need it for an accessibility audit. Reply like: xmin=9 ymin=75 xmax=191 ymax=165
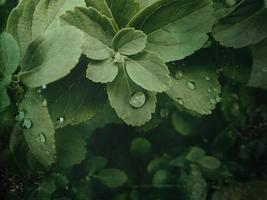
xmin=7 ymin=0 xmax=85 ymax=57
xmin=166 ymin=56 xmax=221 ymax=115
xmin=248 ymin=38 xmax=267 ymax=89
xmin=213 ymin=2 xmax=267 ymax=48
xmin=107 ymin=68 xmax=156 ymax=126
xmin=61 ymin=7 xmax=115 ymax=60
xmin=126 ymin=51 xmax=170 ymax=92
xmin=44 ymin=63 xmax=106 ymax=129
xmin=86 ymin=57 xmax=118 ymax=83
xmin=0 ymin=33 xmax=20 ymax=111
xmin=56 ymin=125 xmax=88 ymax=169
xmin=19 ymin=91 xmax=56 ymax=166
xmin=20 ymin=26 xmax=83 ymax=88
xmin=129 ymin=0 xmax=216 ymax=62
xmin=95 ymin=168 xmax=128 ymax=188
xmin=134 ymin=0 xmax=159 ymax=9
xmin=112 ymin=28 xmax=147 ymax=56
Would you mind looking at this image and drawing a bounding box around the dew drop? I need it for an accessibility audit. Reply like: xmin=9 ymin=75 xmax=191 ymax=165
xmin=205 ymin=76 xmax=211 ymax=81
xmin=37 ymin=133 xmax=46 ymax=144
xmin=42 ymin=85 xmax=47 ymax=90
xmin=176 ymin=98 xmax=184 ymax=105
xmin=187 ymin=80 xmax=196 ymax=90
xmin=21 ymin=119 xmax=32 ymax=129
xmin=129 ymin=91 xmax=146 ymax=108
xmin=57 ymin=117 xmax=65 ymax=124
xmin=174 ymin=70 xmax=183 ymax=80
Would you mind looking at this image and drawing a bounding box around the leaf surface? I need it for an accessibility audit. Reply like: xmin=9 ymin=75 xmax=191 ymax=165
xmin=21 ymin=26 xmax=83 ymax=88
xmin=96 ymin=168 xmax=128 ymax=188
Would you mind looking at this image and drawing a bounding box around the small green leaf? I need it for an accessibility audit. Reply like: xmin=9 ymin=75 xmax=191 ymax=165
xmin=130 ymin=137 xmax=151 ymax=156
xmin=186 ymin=147 xmax=206 ymax=162
xmin=19 ymin=91 xmax=56 ymax=166
xmin=21 ymin=26 xmax=83 ymax=88
xmin=112 ymin=28 xmax=147 ymax=56
xmin=61 ymin=7 xmax=115 ymax=60
xmin=86 ymin=58 xmax=118 ymax=83
xmin=56 ymin=125 xmax=88 ymax=169
xmin=166 ymin=56 xmax=221 ymax=115
xmin=153 ymin=170 xmax=171 ymax=186
xmin=96 ymin=168 xmax=128 ymax=188
xmin=87 ymin=156 xmax=108 ymax=173
xmin=213 ymin=2 xmax=267 ymax=48
xmin=248 ymin=38 xmax=267 ymax=89
xmin=172 ymin=112 xmax=199 ymax=136
xmin=126 ymin=51 xmax=170 ymax=92
xmin=107 ymin=68 xmax=156 ymax=126
xmin=198 ymin=156 xmax=221 ymax=170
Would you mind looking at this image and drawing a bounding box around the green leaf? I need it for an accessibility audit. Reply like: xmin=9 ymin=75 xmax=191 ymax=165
xmin=0 ymin=33 xmax=20 ymax=111
xmin=44 ymin=63 xmax=106 ymax=129
xmin=248 ymin=38 xmax=267 ymax=89
xmin=186 ymin=147 xmax=206 ymax=162
xmin=213 ymin=0 xmax=244 ymax=20
xmin=87 ymin=156 xmax=108 ymax=173
xmin=126 ymin=51 xmax=170 ymax=92
xmin=134 ymin=0 xmax=159 ymax=9
xmin=107 ymin=68 xmax=156 ymax=126
xmin=213 ymin=2 xmax=267 ymax=48
xmin=198 ymin=156 xmax=221 ymax=170
xmin=20 ymin=26 xmax=83 ymax=88
xmin=7 ymin=0 xmax=85 ymax=58
xmin=130 ymin=137 xmax=151 ymax=156
xmin=152 ymin=170 xmax=171 ymax=186
xmin=61 ymin=7 xmax=115 ymax=60
xmin=166 ymin=56 xmax=221 ymax=115
xmin=112 ymin=28 xmax=147 ymax=56
xmin=85 ymin=0 xmax=113 ymax=18
xmin=19 ymin=91 xmax=56 ymax=166
xmin=56 ymin=125 xmax=88 ymax=169
xmin=96 ymin=168 xmax=128 ymax=188
xmin=129 ymin=0 xmax=216 ymax=62
xmin=172 ymin=112 xmax=199 ymax=136
xmin=86 ymin=57 xmax=118 ymax=83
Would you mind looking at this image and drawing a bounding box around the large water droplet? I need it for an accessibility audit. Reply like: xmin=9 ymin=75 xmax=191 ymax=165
xmin=174 ymin=70 xmax=183 ymax=80
xmin=129 ymin=91 xmax=146 ymax=108
xmin=37 ymin=133 xmax=46 ymax=144
xmin=42 ymin=85 xmax=47 ymax=90
xmin=187 ymin=81 xmax=196 ymax=90
xmin=57 ymin=117 xmax=65 ymax=124
xmin=21 ymin=119 xmax=32 ymax=129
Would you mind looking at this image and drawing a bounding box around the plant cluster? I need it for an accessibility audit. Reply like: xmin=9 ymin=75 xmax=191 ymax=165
xmin=1 ymin=0 xmax=267 ymax=199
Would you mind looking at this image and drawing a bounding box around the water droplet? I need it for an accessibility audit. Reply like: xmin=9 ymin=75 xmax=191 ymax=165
xmin=187 ymin=80 xmax=196 ymax=90
xmin=42 ymin=85 xmax=47 ymax=90
xmin=21 ymin=119 xmax=32 ymax=129
xmin=176 ymin=98 xmax=184 ymax=105
xmin=205 ymin=76 xmax=211 ymax=81
xmin=57 ymin=117 xmax=65 ymax=124
xmin=160 ymin=108 xmax=169 ymax=118
xmin=37 ymin=133 xmax=46 ymax=144
xmin=42 ymin=99 xmax=47 ymax=106
xmin=129 ymin=91 xmax=146 ymax=108
xmin=174 ymin=70 xmax=183 ymax=80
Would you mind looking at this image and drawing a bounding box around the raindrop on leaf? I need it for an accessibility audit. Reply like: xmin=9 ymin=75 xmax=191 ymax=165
xmin=37 ymin=133 xmax=46 ymax=144
xmin=42 ymin=85 xmax=47 ymax=90
xmin=21 ymin=119 xmax=32 ymax=129
xmin=160 ymin=108 xmax=169 ymax=118
xmin=129 ymin=91 xmax=146 ymax=108
xmin=42 ymin=99 xmax=47 ymax=106
xmin=187 ymin=81 xmax=196 ymax=90
xmin=57 ymin=117 xmax=65 ymax=124
xmin=205 ymin=76 xmax=211 ymax=81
